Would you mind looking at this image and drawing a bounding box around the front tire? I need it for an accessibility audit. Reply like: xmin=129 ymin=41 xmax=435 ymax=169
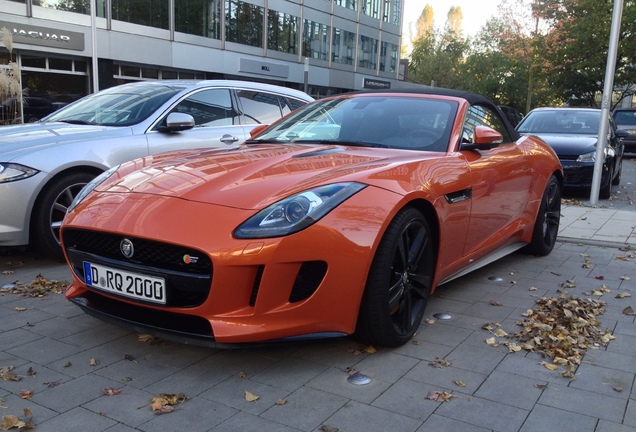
xmin=524 ymin=175 xmax=561 ymax=256
xmin=356 ymin=207 xmax=435 ymax=347
xmin=32 ymin=172 xmax=95 ymax=260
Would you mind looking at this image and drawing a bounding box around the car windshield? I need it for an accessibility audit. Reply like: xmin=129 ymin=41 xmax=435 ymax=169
xmin=614 ymin=111 xmax=636 ymax=125
xmin=250 ymin=95 xmax=458 ymax=152
xmin=517 ymin=110 xmax=600 ymax=135
xmin=44 ymin=84 xmax=183 ymax=126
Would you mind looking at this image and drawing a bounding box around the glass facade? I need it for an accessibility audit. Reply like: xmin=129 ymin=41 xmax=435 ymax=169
xmin=332 ymin=28 xmax=355 ymax=65
xmin=225 ymin=0 xmax=264 ymax=48
xmin=268 ymin=10 xmax=298 ymax=54
xmin=302 ymin=19 xmax=329 ymax=61
xmin=358 ymin=35 xmax=378 ymax=70
xmin=176 ymin=0 xmax=222 ymax=39
xmin=110 ymin=0 xmax=169 ymax=29
xmin=380 ymin=41 xmax=399 ymax=73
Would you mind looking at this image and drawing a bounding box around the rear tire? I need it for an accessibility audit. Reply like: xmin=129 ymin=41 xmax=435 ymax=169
xmin=524 ymin=175 xmax=561 ymax=256
xmin=32 ymin=172 xmax=95 ymax=260
xmin=356 ymin=207 xmax=435 ymax=347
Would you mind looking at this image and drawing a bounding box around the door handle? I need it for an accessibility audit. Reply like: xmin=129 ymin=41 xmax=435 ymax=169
xmin=220 ymin=134 xmax=239 ymax=144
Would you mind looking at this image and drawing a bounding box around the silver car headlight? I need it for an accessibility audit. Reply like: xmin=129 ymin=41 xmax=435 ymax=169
xmin=576 ymin=148 xmax=609 ymax=163
xmin=67 ymin=165 xmax=120 ymax=214
xmin=234 ymin=182 xmax=366 ymax=239
xmin=0 ymin=163 xmax=39 ymax=183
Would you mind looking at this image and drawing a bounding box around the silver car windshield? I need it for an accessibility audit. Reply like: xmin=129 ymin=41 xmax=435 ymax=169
xmin=252 ymin=96 xmax=458 ymax=152
xmin=44 ymin=84 xmax=182 ymax=127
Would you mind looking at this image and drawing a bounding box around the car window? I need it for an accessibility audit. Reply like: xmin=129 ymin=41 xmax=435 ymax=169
xmin=170 ymin=89 xmax=235 ymax=127
xmin=462 ymin=105 xmax=511 ymax=144
xmin=237 ymin=90 xmax=283 ymax=124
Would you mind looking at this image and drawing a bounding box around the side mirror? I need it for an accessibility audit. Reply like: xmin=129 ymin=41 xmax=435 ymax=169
xmin=249 ymin=124 xmax=269 ymax=139
xmin=461 ymin=126 xmax=504 ymax=151
xmin=159 ymin=112 xmax=195 ymax=133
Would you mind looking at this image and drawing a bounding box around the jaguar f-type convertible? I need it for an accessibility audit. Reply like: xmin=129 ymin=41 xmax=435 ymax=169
xmin=61 ymin=88 xmax=563 ymax=347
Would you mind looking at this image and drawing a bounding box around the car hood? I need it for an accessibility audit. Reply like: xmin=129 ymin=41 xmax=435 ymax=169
xmin=103 ymin=143 xmax=438 ymax=210
xmin=522 ymin=133 xmax=598 ymax=156
xmin=0 ymin=122 xmax=134 ymax=160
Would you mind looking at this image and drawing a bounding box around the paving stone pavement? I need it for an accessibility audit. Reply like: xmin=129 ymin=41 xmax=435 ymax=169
xmin=0 ymin=207 xmax=635 ymax=431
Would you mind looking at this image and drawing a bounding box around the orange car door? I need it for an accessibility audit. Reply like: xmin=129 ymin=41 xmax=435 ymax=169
xmin=461 ymin=105 xmax=534 ymax=256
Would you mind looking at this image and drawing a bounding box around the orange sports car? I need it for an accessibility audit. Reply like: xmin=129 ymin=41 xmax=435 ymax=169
xmin=61 ymin=89 xmax=563 ymax=347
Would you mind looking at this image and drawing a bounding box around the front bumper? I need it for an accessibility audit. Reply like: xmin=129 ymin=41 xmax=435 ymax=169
xmin=560 ymin=160 xmax=610 ymax=190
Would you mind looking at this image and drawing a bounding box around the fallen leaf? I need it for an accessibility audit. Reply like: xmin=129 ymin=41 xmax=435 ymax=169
xmin=540 ymin=362 xmax=559 ymax=371
xmin=494 ymin=328 xmax=508 ymax=337
xmin=429 ymin=357 xmax=452 ymax=368
xmin=616 ymin=292 xmax=631 ymax=299
xmin=26 ymin=367 xmax=35 ymax=377
xmin=138 ymin=334 xmax=160 ymax=344
xmin=364 ymin=345 xmax=377 ymax=354
xmin=319 ymin=426 xmax=340 ymax=432
xmin=424 ymin=318 xmax=436 ymax=324
xmin=89 ymin=357 xmax=98 ymax=367
xmin=0 ymin=415 xmax=26 ymax=430
xmin=102 ymin=388 xmax=122 ymax=396
xmin=620 ymin=276 xmax=631 ymax=281
xmin=426 ymin=390 xmax=456 ymax=402
xmin=245 ymin=391 xmax=260 ymax=402
xmin=19 ymin=390 xmax=32 ymax=399
xmin=239 ymin=371 xmax=247 ymax=378
xmin=486 ymin=337 xmax=498 ymax=347
xmin=614 ymin=387 xmax=623 ymax=392
xmin=490 ymin=300 xmax=503 ymax=306
xmin=275 ymin=399 xmax=287 ymax=405
xmin=622 ymin=306 xmax=636 ymax=316
xmin=534 ymin=384 xmax=547 ymax=390
xmin=14 ymin=307 xmax=26 ymax=312
xmin=124 ymin=354 xmax=136 ymax=362
xmin=454 ymin=380 xmax=466 ymax=387
xmin=529 ymin=287 xmax=538 ymax=291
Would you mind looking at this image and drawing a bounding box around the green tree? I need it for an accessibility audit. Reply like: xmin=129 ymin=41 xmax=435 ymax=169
xmin=536 ymin=0 xmax=636 ymax=107
xmin=408 ymin=6 xmax=469 ymax=89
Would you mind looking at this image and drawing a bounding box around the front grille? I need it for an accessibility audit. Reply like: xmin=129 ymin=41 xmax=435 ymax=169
xmin=63 ymin=228 xmax=212 ymax=307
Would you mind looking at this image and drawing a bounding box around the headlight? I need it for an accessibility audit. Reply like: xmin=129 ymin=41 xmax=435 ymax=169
xmin=67 ymin=165 xmax=120 ymax=214
xmin=234 ymin=182 xmax=366 ymax=238
xmin=0 ymin=163 xmax=39 ymax=183
xmin=576 ymin=148 xmax=608 ymax=163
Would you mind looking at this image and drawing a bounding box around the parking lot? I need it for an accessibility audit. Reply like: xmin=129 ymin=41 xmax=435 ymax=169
xmin=0 ymin=157 xmax=635 ymax=432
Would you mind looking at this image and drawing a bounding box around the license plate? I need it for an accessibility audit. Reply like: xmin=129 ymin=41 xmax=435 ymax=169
xmin=83 ymin=261 xmax=166 ymax=304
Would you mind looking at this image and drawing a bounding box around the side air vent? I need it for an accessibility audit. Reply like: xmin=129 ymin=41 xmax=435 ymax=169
xmin=289 ymin=261 xmax=328 ymax=303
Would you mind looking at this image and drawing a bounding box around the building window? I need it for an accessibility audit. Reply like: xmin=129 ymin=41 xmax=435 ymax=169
xmin=111 ymin=0 xmax=170 ymax=30
xmin=384 ymin=0 xmax=400 ymax=25
xmin=176 ymin=0 xmax=222 ymax=39
xmin=332 ymin=28 xmax=355 ymax=66
xmin=380 ymin=41 xmax=398 ymax=73
xmin=225 ymin=0 xmax=264 ymax=48
xmin=302 ymin=19 xmax=329 ymax=61
xmin=33 ymin=0 xmax=89 ymax=14
xmin=358 ymin=35 xmax=378 ymax=70
xmin=334 ymin=0 xmax=356 ymax=11
xmin=362 ymin=0 xmax=381 ymax=19
xmin=268 ymin=10 xmax=298 ymax=54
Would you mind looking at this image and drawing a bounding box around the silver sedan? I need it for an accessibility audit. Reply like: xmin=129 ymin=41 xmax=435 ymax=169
xmin=0 ymin=80 xmax=313 ymax=258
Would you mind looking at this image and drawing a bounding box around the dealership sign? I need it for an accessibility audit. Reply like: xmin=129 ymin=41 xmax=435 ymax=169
xmin=0 ymin=21 xmax=85 ymax=51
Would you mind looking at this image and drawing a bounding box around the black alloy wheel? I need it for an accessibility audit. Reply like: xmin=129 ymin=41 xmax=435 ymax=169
xmin=356 ymin=207 xmax=435 ymax=347
xmin=524 ymin=175 xmax=561 ymax=256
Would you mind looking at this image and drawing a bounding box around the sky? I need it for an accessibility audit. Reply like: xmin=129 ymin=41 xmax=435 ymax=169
xmin=402 ymin=0 xmax=501 ymax=41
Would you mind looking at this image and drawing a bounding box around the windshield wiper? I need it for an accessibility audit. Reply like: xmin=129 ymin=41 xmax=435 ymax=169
xmin=58 ymin=119 xmax=95 ymax=125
